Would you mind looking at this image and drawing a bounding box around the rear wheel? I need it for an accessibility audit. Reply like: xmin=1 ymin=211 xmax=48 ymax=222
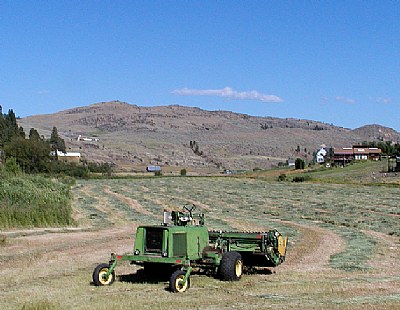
xmin=92 ymin=263 xmax=115 ymax=286
xmin=169 ymin=270 xmax=190 ymax=293
xmin=220 ymin=251 xmax=243 ymax=281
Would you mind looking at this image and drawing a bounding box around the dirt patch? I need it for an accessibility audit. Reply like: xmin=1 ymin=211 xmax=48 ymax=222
xmin=273 ymin=220 xmax=346 ymax=272
xmin=363 ymin=229 xmax=400 ymax=274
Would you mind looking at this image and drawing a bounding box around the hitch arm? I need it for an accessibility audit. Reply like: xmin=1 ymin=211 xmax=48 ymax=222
xmin=180 ymin=266 xmax=193 ymax=287
xmin=105 ymin=256 xmax=118 ymax=278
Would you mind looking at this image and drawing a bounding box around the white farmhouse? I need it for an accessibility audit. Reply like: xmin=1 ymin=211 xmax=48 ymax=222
xmin=50 ymin=150 xmax=81 ymax=163
xmin=316 ymin=147 xmax=327 ymax=163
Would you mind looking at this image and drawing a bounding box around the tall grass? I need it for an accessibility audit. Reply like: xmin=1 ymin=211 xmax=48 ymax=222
xmin=0 ymin=169 xmax=74 ymax=228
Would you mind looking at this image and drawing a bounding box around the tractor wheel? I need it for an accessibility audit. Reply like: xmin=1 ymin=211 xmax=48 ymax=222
xmin=169 ymin=270 xmax=190 ymax=293
xmin=220 ymin=251 xmax=243 ymax=281
xmin=92 ymin=263 xmax=115 ymax=286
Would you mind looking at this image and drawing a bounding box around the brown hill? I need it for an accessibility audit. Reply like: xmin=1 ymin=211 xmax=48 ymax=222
xmin=352 ymin=124 xmax=400 ymax=142
xmin=18 ymin=100 xmax=400 ymax=173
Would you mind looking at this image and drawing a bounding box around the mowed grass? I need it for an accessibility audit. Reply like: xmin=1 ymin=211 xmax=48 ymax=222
xmin=1 ymin=176 xmax=399 ymax=309
xmin=9 ymin=269 xmax=400 ymax=310
xmin=75 ymin=176 xmax=399 ymax=239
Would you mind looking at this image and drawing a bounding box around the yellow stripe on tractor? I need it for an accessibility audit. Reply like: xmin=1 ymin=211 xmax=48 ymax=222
xmin=278 ymin=235 xmax=288 ymax=257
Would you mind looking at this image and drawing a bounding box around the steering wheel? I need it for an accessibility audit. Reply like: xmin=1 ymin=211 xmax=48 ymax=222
xmin=183 ymin=204 xmax=196 ymax=214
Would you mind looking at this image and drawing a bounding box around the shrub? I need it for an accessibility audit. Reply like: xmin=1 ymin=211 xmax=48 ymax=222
xmin=277 ymin=174 xmax=287 ymax=182
xmin=47 ymin=161 xmax=89 ymax=178
xmin=4 ymin=157 xmax=20 ymax=175
xmin=292 ymin=175 xmax=311 ymax=183
xmin=0 ymin=234 xmax=7 ymax=245
xmin=180 ymin=168 xmax=187 ymax=176
xmin=295 ymin=158 xmax=305 ymax=170
xmin=87 ymin=162 xmax=114 ymax=175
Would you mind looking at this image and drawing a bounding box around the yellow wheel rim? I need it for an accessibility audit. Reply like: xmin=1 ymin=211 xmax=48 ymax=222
xmin=98 ymin=268 xmax=113 ymax=285
xmin=235 ymin=259 xmax=243 ymax=277
xmin=174 ymin=275 xmax=188 ymax=293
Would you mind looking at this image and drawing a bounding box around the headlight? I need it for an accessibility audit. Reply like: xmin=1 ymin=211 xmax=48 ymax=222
xmin=134 ymin=249 xmax=140 ymax=255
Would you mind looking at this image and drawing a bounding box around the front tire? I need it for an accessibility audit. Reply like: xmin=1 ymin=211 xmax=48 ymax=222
xmin=92 ymin=263 xmax=115 ymax=286
xmin=220 ymin=251 xmax=243 ymax=281
xmin=169 ymin=270 xmax=190 ymax=293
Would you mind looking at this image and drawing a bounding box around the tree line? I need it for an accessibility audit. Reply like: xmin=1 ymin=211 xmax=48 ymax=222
xmin=1 ymin=106 xmax=114 ymax=177
xmin=0 ymin=106 xmax=67 ymax=173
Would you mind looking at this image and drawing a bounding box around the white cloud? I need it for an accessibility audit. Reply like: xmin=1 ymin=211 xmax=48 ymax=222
xmin=172 ymin=87 xmax=283 ymax=103
xmin=320 ymin=96 xmax=329 ymax=105
xmin=335 ymin=96 xmax=356 ymax=104
xmin=376 ymin=97 xmax=391 ymax=104
xmin=37 ymin=90 xmax=50 ymax=95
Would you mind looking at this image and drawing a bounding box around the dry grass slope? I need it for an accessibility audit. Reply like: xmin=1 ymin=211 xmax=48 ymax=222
xmin=18 ymin=101 xmax=400 ymax=172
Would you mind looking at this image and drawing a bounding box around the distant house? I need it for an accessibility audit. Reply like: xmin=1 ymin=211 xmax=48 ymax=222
xmin=146 ymin=165 xmax=161 ymax=172
xmin=332 ymin=147 xmax=354 ymax=165
xmin=354 ymin=147 xmax=381 ymax=161
xmin=77 ymin=135 xmax=99 ymax=142
xmin=51 ymin=150 xmax=81 ymax=163
xmin=356 ymin=147 xmax=382 ymax=160
xmin=316 ymin=147 xmax=327 ymax=163
xmin=287 ymin=159 xmax=296 ymax=167
xmin=332 ymin=146 xmax=382 ymax=166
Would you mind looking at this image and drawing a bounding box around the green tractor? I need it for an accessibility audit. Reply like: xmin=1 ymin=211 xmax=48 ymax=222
xmin=93 ymin=205 xmax=288 ymax=292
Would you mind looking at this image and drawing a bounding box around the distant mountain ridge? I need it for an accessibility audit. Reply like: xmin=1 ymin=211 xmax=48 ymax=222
xmin=352 ymin=124 xmax=400 ymax=142
xmin=18 ymin=101 xmax=400 ymax=172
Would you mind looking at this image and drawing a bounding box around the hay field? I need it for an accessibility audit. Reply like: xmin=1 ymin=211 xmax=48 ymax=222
xmin=0 ymin=176 xmax=399 ymax=309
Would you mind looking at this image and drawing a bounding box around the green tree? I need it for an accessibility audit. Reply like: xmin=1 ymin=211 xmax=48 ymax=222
xmin=4 ymin=129 xmax=51 ymax=173
xmin=1 ymin=108 xmax=57 ymax=173
xmin=29 ymin=128 xmax=41 ymax=141
xmin=50 ymin=126 xmax=66 ymax=153
xmin=0 ymin=111 xmax=5 ymax=144
xmin=1 ymin=109 xmax=19 ymax=143
xmin=27 ymin=135 xmax=51 ymax=173
xmin=295 ymin=158 xmax=305 ymax=170
xmin=4 ymin=136 xmax=29 ymax=171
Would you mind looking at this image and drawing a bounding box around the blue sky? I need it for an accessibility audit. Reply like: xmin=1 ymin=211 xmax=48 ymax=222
xmin=1 ymin=1 xmax=399 ymax=131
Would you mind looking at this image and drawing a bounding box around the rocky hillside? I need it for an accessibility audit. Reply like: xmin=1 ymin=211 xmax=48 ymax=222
xmin=352 ymin=125 xmax=400 ymax=142
xmin=18 ymin=101 xmax=400 ymax=172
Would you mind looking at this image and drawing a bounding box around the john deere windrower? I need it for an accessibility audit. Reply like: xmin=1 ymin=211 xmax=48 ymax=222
xmin=92 ymin=205 xmax=288 ymax=292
